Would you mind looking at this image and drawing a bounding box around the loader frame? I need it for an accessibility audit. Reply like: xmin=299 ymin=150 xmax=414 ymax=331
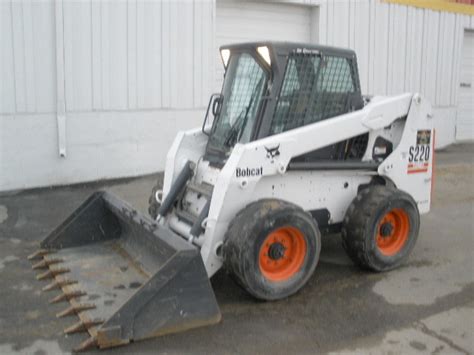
xmin=164 ymin=93 xmax=433 ymax=276
xmin=162 ymin=41 xmax=433 ymax=278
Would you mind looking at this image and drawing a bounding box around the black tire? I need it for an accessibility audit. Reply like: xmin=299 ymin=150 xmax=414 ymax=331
xmin=342 ymin=186 xmax=420 ymax=272
xmin=148 ymin=185 xmax=161 ymax=220
xmin=223 ymin=199 xmax=321 ymax=301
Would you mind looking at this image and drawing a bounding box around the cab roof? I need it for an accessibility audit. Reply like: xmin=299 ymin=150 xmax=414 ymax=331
xmin=219 ymin=41 xmax=356 ymax=59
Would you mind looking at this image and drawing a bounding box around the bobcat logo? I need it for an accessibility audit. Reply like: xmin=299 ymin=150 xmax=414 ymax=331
xmin=265 ymin=145 xmax=280 ymax=159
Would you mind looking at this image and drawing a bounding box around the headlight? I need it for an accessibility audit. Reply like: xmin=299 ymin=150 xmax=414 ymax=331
xmin=220 ymin=49 xmax=230 ymax=67
xmin=257 ymin=46 xmax=271 ymax=66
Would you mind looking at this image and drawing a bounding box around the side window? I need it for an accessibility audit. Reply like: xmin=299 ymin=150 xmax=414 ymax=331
xmin=270 ymin=55 xmax=320 ymax=134
xmin=270 ymin=53 xmax=356 ymax=135
xmin=318 ymin=56 xmax=355 ymax=93
xmin=314 ymin=56 xmax=355 ymax=121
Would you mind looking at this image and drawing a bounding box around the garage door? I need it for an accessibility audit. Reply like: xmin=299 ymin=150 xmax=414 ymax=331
xmin=215 ymin=0 xmax=315 ymax=90
xmin=456 ymin=30 xmax=474 ymax=141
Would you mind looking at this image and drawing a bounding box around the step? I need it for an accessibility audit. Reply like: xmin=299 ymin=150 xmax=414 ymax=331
xmin=186 ymin=182 xmax=213 ymax=198
xmin=175 ymin=208 xmax=198 ymax=225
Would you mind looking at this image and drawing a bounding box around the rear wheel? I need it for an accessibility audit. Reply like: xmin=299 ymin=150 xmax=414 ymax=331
xmin=224 ymin=199 xmax=321 ymax=301
xmin=342 ymin=186 xmax=420 ymax=271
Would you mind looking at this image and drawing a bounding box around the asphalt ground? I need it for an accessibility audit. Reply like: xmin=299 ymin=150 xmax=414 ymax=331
xmin=0 ymin=144 xmax=472 ymax=354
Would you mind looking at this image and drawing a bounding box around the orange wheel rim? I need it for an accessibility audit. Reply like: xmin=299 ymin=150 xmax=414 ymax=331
xmin=376 ymin=208 xmax=410 ymax=256
xmin=258 ymin=226 xmax=307 ymax=282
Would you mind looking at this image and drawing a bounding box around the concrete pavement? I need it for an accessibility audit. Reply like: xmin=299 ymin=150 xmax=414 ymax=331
xmin=0 ymin=144 xmax=472 ymax=354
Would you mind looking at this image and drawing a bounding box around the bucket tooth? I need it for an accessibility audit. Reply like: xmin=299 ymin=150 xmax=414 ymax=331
xmin=57 ymin=304 xmax=96 ymax=318
xmin=28 ymin=249 xmax=52 ymax=261
xmin=42 ymin=279 xmax=77 ymax=292
xmin=32 ymin=258 xmax=63 ymax=270
xmin=73 ymin=336 xmax=97 ymax=353
xmin=64 ymin=319 xmax=104 ymax=335
xmin=49 ymin=290 xmax=86 ymax=304
xmin=36 ymin=268 xmax=69 ymax=281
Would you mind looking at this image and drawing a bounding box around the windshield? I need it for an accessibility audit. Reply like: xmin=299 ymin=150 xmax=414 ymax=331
xmin=207 ymin=53 xmax=267 ymax=157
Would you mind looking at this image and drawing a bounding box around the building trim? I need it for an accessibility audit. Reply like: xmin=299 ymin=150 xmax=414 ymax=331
xmin=55 ymin=0 xmax=67 ymax=158
xmin=383 ymin=0 xmax=474 ymax=15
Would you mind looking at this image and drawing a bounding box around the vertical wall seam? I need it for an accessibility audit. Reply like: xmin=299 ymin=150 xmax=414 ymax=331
xmin=367 ymin=0 xmax=372 ymax=93
xmin=201 ymin=1 xmax=205 ymax=107
xmin=61 ymin=0 xmax=67 ymax=114
xmin=20 ymin=1 xmax=27 ymax=111
xmin=192 ymin=1 xmax=195 ymax=108
xmin=325 ymin=0 xmax=328 ymax=44
xmin=126 ymin=0 xmax=129 ymax=109
xmin=348 ymin=1 xmax=351 ymax=48
xmin=404 ymin=6 xmax=409 ymax=92
xmin=26 ymin=0 xmax=36 ymax=112
xmin=54 ymin=0 xmax=67 ymax=157
xmin=386 ymin=4 xmax=391 ymax=94
xmin=419 ymin=9 xmax=425 ymax=93
xmin=99 ymin=3 xmax=103 ymax=110
xmin=435 ymin=12 xmax=442 ymax=106
xmin=160 ymin=1 xmax=163 ymax=108
xmin=136 ymin=0 xmax=139 ymax=109
xmin=90 ymin=1 xmax=94 ymax=110
xmin=10 ymin=0 xmax=17 ymax=113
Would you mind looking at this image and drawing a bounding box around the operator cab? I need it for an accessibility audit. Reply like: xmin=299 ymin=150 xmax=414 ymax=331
xmin=202 ymin=41 xmax=367 ymax=167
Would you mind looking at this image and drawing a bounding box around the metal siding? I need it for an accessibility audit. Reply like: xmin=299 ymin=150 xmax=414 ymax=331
xmin=456 ymin=30 xmax=474 ymax=140
xmin=388 ymin=4 xmax=407 ymax=95
xmin=202 ymin=0 xmax=215 ymax=107
xmin=64 ymin=0 xmax=92 ymax=111
xmin=137 ymin=1 xmax=162 ymax=109
xmin=108 ymin=2 xmax=128 ymax=110
xmin=318 ymin=0 xmax=328 ymax=45
xmin=0 ymin=0 xmax=214 ymax=192
xmin=2 ymin=0 xmax=472 ymax=113
xmin=91 ymin=1 xmax=102 ymax=110
xmin=127 ymin=0 xmax=138 ymax=110
xmin=1 ymin=0 xmax=214 ymax=114
xmin=161 ymin=1 xmax=171 ymax=108
xmin=169 ymin=1 xmax=179 ymax=108
xmin=317 ymin=0 xmax=473 ymax=147
xmin=332 ymin=1 xmax=350 ymax=48
xmin=422 ymin=11 xmax=440 ymax=104
xmin=32 ymin=1 xmax=56 ymax=113
xmin=436 ymin=12 xmax=456 ymax=106
xmin=367 ymin=0 xmax=376 ymax=94
xmin=0 ymin=0 xmax=16 ymax=114
xmin=178 ymin=1 xmax=195 ymax=109
xmin=11 ymin=1 xmax=30 ymax=112
xmin=352 ymin=1 xmax=371 ymax=93
xmin=215 ymin=0 xmax=313 ymax=90
xmin=372 ymin=0 xmax=390 ymax=95
xmin=318 ymin=0 xmax=472 ymax=109
xmin=405 ymin=8 xmax=424 ymax=94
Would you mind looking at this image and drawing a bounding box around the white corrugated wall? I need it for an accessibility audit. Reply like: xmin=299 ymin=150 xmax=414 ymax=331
xmin=0 ymin=0 xmax=472 ymax=192
xmin=317 ymin=0 xmax=474 ymax=148
xmin=0 ymin=0 xmax=215 ymax=192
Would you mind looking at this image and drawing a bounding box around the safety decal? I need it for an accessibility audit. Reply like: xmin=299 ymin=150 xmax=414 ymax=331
xmin=407 ymin=130 xmax=431 ymax=174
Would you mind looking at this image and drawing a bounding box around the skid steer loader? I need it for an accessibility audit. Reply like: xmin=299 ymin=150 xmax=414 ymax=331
xmin=29 ymin=42 xmax=434 ymax=351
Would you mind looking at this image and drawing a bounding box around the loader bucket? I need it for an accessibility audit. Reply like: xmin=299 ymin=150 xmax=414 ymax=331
xmin=29 ymin=191 xmax=221 ymax=352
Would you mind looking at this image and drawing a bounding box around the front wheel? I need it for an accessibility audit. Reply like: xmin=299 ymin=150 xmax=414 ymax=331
xmin=223 ymin=199 xmax=321 ymax=301
xmin=342 ymin=186 xmax=420 ymax=272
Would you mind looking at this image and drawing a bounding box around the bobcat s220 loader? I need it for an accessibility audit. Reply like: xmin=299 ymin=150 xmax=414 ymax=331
xmin=29 ymin=42 xmax=434 ymax=351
